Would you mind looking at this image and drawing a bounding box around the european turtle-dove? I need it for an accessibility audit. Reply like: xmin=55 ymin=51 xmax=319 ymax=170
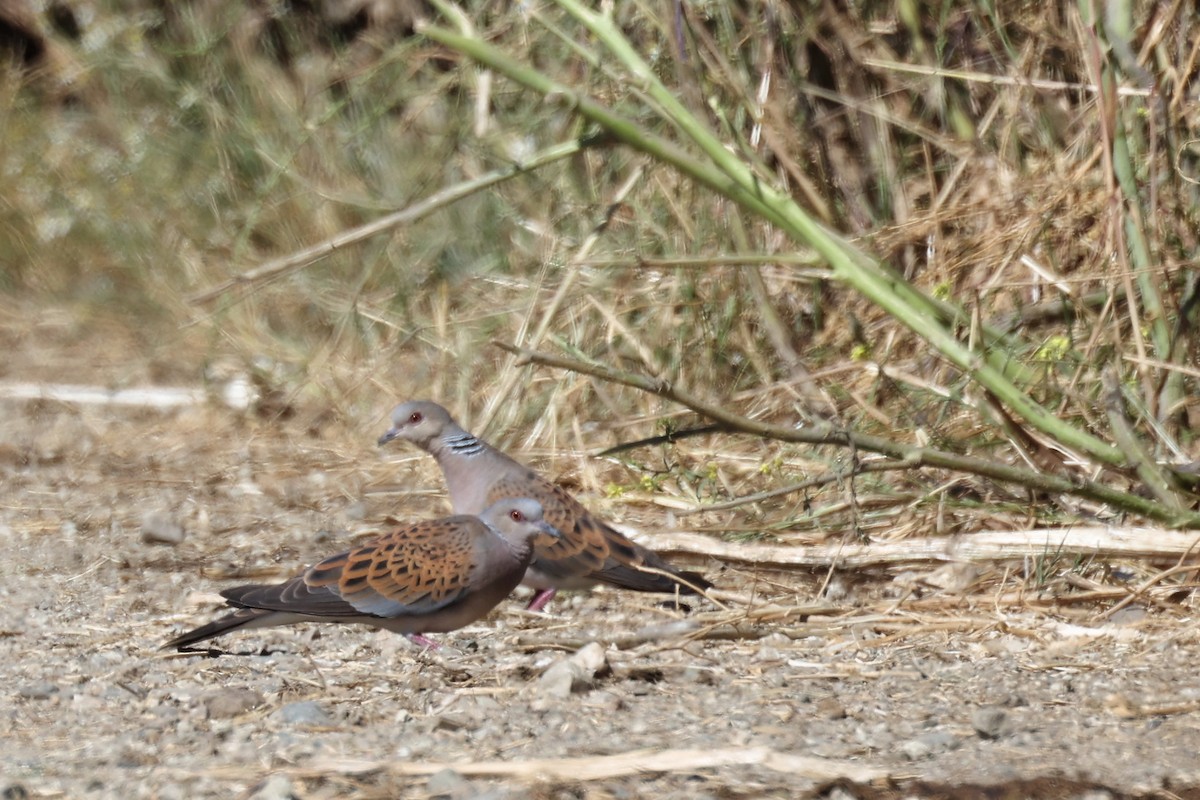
xmin=163 ymin=498 xmax=558 ymax=651
xmin=378 ymin=400 xmax=711 ymax=611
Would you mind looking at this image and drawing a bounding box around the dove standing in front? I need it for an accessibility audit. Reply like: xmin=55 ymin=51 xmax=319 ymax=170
xmin=163 ymin=498 xmax=558 ymax=651
xmin=378 ymin=400 xmax=712 ymax=611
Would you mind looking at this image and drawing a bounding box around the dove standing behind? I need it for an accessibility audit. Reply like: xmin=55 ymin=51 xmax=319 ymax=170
xmin=163 ymin=498 xmax=558 ymax=651
xmin=378 ymin=400 xmax=712 ymax=611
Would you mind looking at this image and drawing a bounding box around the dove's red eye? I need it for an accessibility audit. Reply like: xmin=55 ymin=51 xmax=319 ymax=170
xmin=510 ymin=510 xmax=524 ymax=522
xmin=409 ymin=412 xmax=423 ymax=424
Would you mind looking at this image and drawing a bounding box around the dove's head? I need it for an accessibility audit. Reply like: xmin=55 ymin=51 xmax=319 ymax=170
xmin=479 ymin=497 xmax=560 ymax=547
xmin=377 ymin=400 xmax=456 ymax=450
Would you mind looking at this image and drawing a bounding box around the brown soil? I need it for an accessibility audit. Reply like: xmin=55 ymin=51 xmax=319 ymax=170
xmin=4 ymin=319 xmax=1200 ymax=800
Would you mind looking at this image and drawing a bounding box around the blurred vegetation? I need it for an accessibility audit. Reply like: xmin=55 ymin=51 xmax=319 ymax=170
xmin=2 ymin=0 xmax=1200 ymax=534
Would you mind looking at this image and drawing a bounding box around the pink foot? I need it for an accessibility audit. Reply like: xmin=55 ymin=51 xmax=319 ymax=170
xmin=406 ymin=633 xmax=440 ymax=650
xmin=526 ymin=588 xmax=557 ymax=613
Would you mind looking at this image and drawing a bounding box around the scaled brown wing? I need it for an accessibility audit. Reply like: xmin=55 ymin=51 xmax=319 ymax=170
xmin=234 ymin=519 xmax=482 ymax=619
xmin=487 ymin=472 xmax=611 ymax=579
xmin=488 ymin=471 xmax=709 ymax=593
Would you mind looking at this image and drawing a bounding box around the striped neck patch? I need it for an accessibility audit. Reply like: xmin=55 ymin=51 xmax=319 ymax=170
xmin=442 ymin=432 xmax=485 ymax=457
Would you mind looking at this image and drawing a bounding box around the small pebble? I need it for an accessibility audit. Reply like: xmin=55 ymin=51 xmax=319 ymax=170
xmin=899 ymin=737 xmax=933 ymax=761
xmin=426 ymin=767 xmax=473 ymax=799
xmin=249 ymin=774 xmax=296 ymax=800
xmin=816 ymin=698 xmax=847 ymax=720
xmin=534 ymin=643 xmax=607 ymax=706
xmin=631 ymin=620 xmax=698 ymax=640
xmin=680 ymin=666 xmax=715 ymax=685
xmin=535 ymin=659 xmax=581 ymax=701
xmin=1107 ymin=605 xmax=1147 ymax=626
xmin=756 ymin=646 xmax=782 ymax=663
xmin=203 ymin=688 xmax=265 ymax=719
xmin=17 ymin=682 xmax=59 ymax=700
xmin=571 ymin=642 xmax=608 ymax=678
xmin=824 ymin=789 xmax=862 ymax=800
xmin=900 ymin=731 xmax=959 ymax=761
xmin=274 ymin=700 xmax=331 ymax=726
xmin=971 ymin=706 xmax=1010 ymax=739
xmin=822 ymin=575 xmax=852 ymax=601
xmin=141 ymin=511 xmax=185 ymax=545
xmin=400 ymin=734 xmax=434 ymax=757
xmin=432 ymin=714 xmax=470 ymax=732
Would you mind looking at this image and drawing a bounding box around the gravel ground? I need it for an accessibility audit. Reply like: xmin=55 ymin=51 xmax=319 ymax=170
xmin=4 ymin=339 xmax=1200 ymax=799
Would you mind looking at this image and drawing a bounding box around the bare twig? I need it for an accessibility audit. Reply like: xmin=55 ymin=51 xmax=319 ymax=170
xmin=862 ymin=58 xmax=1155 ymax=97
xmin=579 ymin=253 xmax=827 ymax=272
xmin=637 ymin=527 xmax=1200 ymax=567
xmin=596 ymin=422 xmax=732 ymax=456
xmin=1092 ymin=541 xmax=1200 ymax=622
xmin=673 ymin=459 xmax=914 ymax=515
xmin=188 ymin=137 xmax=594 ymax=306
xmin=493 ymin=341 xmax=1200 ymax=526
xmin=286 ymin=746 xmax=890 ymax=782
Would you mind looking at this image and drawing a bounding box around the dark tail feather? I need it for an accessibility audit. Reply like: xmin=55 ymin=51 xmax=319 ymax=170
xmin=594 ymin=564 xmax=713 ymax=595
xmin=160 ymin=607 xmax=274 ymax=651
xmin=675 ymin=569 xmax=713 ymax=595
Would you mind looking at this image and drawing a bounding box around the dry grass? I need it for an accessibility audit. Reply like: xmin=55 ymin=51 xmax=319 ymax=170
xmin=3 ymin=0 xmax=1200 ymax=675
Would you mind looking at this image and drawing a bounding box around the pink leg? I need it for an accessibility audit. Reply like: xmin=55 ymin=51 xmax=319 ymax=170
xmin=526 ymin=588 xmax=557 ymax=612
xmin=406 ymin=633 xmax=440 ymax=650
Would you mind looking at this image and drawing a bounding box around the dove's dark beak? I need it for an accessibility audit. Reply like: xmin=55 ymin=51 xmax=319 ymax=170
xmin=377 ymin=427 xmax=399 ymax=447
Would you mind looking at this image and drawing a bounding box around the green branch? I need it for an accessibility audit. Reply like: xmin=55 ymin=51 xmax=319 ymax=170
xmin=418 ymin=17 xmax=1125 ymax=472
